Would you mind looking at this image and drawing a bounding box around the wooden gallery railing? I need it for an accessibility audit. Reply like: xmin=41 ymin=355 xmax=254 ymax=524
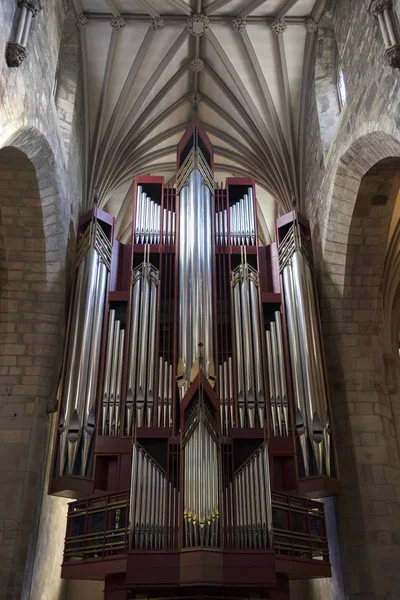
xmin=63 ymin=490 xmax=329 ymax=564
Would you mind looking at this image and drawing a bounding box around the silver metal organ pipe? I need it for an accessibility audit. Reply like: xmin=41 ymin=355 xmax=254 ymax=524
xmin=304 ymin=267 xmax=330 ymax=454
xmin=136 ymin=259 xmax=150 ymax=427
xmin=292 ymin=251 xmax=324 ymax=474
xmin=270 ymin=321 xmax=283 ymax=436
xmin=81 ymin=259 xmax=107 ymax=475
xmin=149 ymin=200 xmax=155 ymax=244
xmin=240 ymin=264 xmax=255 ymax=427
xmin=114 ymin=329 xmax=125 ymax=436
xmin=163 ymin=208 xmax=167 ymax=244
xmin=282 ymin=264 xmax=309 ymax=475
xmin=248 ymin=187 xmax=256 ymax=245
xmin=65 ymin=246 xmax=99 ymax=475
xmin=157 ymin=357 xmax=163 ymax=427
xmin=163 ymin=360 xmax=168 ymax=427
xmin=249 ymin=274 xmax=265 ymax=427
xmin=233 ymin=273 xmax=245 ymax=427
xmin=265 ymin=330 xmax=277 ymax=436
xmin=108 ymin=320 xmax=121 ymax=436
xmin=102 ymin=309 xmax=115 ymax=435
xmin=178 ymin=169 xmax=213 ymax=394
xmin=134 ymin=185 xmax=142 ymax=243
xmin=167 ymin=210 xmax=172 ymax=245
xmin=224 ymin=209 xmax=228 ymax=245
xmin=146 ymin=269 xmax=158 ymax=426
xmin=228 ymin=356 xmax=234 ymax=428
xmin=140 ymin=192 xmax=146 ymax=244
xmin=274 ymin=311 xmax=289 ymax=435
xmin=168 ymin=363 xmax=173 ymax=427
xmin=172 ymin=210 xmax=176 ymax=245
xmin=126 ymin=271 xmax=141 ymax=434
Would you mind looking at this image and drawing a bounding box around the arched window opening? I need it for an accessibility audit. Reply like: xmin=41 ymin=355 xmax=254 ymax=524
xmin=337 ymin=65 xmax=347 ymax=109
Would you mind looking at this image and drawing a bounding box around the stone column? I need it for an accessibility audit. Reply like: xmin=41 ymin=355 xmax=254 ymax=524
xmin=6 ymin=0 xmax=42 ymax=67
xmin=368 ymin=0 xmax=400 ymax=68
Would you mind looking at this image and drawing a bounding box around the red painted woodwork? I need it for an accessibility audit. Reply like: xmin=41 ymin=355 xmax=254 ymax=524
xmin=52 ymin=155 xmax=338 ymax=597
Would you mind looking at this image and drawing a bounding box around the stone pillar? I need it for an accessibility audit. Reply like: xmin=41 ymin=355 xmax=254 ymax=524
xmin=6 ymin=0 xmax=42 ymax=67
xmin=368 ymin=0 xmax=400 ymax=68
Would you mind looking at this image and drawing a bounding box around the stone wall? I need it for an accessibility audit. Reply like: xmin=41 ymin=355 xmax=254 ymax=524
xmin=0 ymin=0 xmax=84 ymax=598
xmin=302 ymin=1 xmax=400 ymax=599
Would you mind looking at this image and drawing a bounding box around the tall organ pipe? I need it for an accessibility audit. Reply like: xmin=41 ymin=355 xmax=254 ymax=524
xmin=108 ymin=320 xmax=120 ymax=436
xmin=58 ymin=248 xmax=97 ymax=475
xmin=178 ymin=170 xmax=213 ymax=394
xmin=136 ymin=257 xmax=150 ymax=427
xmin=114 ymin=329 xmax=125 ymax=436
xmin=126 ymin=272 xmax=141 ymax=434
xmin=126 ymin=252 xmax=159 ymax=431
xmin=249 ymin=275 xmax=265 ymax=427
xmin=291 ymin=250 xmax=328 ymax=475
xmin=58 ymin=218 xmax=110 ymax=476
xmin=282 ymin=264 xmax=309 ymax=475
xmin=102 ymin=310 xmax=115 ymax=435
xmin=240 ymin=268 xmax=256 ymax=427
xmin=274 ymin=311 xmax=289 ymax=435
xmin=233 ymin=273 xmax=245 ymax=427
xmin=235 ymin=444 xmax=271 ymax=549
xmin=81 ymin=260 xmax=107 ymax=475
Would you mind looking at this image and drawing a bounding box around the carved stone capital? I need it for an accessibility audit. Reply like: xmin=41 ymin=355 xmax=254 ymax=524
xmin=6 ymin=41 xmax=27 ymax=67
xmin=384 ymin=44 xmax=400 ymax=68
xmin=75 ymin=13 xmax=88 ymax=29
xmin=190 ymin=92 xmax=201 ymax=108
xmin=271 ymin=18 xmax=287 ymax=35
xmin=190 ymin=58 xmax=204 ymax=72
xmin=151 ymin=17 xmax=165 ymax=31
xmin=110 ymin=15 xmax=126 ymax=30
xmin=188 ymin=14 xmax=209 ymax=36
xmin=305 ymin=17 xmax=318 ymax=33
xmin=231 ymin=17 xmax=246 ymax=32
xmin=19 ymin=0 xmax=42 ymax=16
xmin=368 ymin=0 xmax=392 ymax=16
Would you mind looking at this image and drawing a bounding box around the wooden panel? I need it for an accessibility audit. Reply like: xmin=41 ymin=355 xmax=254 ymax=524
xmin=125 ymin=552 xmax=179 ymax=587
xmin=180 ymin=549 xmax=223 ymax=585
xmin=223 ymin=551 xmax=276 ymax=586
xmin=61 ymin=557 xmax=126 ymax=581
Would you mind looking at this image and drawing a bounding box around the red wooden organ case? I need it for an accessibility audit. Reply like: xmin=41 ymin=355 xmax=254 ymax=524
xmin=49 ymin=120 xmax=339 ymax=600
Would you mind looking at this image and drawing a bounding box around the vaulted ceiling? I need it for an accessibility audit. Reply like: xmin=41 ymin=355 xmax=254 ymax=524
xmin=70 ymin=0 xmax=327 ymax=242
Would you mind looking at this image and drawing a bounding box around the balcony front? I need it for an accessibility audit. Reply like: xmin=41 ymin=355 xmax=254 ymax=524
xmin=61 ymin=488 xmax=331 ymax=588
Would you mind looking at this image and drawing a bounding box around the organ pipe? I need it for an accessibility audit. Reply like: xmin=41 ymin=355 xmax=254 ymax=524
xmin=183 ymin=399 xmax=220 ymax=548
xmin=129 ymin=443 xmax=166 ymax=549
xmin=57 ymin=217 xmax=111 ymax=476
xmin=232 ymin=249 xmax=265 ymax=428
xmin=178 ymin=167 xmax=214 ymax=395
xmin=279 ymin=216 xmax=331 ymax=476
xmin=126 ymin=247 xmax=159 ymax=432
xmin=234 ymin=444 xmax=272 ymax=549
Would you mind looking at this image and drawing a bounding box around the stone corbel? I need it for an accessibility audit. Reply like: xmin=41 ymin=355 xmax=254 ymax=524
xmin=368 ymin=0 xmax=400 ymax=68
xmin=6 ymin=0 xmax=42 ymax=67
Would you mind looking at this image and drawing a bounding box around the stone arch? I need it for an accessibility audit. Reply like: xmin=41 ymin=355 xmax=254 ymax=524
xmin=315 ymin=10 xmax=343 ymax=156
xmin=319 ymin=131 xmax=400 ymax=599
xmin=0 ymin=127 xmax=68 ymax=599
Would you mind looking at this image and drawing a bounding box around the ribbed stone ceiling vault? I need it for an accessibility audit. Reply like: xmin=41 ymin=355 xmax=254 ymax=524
xmin=70 ymin=0 xmax=327 ymax=241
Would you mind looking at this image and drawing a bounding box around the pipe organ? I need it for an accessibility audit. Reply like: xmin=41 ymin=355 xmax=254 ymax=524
xmin=51 ymin=119 xmax=339 ymax=600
